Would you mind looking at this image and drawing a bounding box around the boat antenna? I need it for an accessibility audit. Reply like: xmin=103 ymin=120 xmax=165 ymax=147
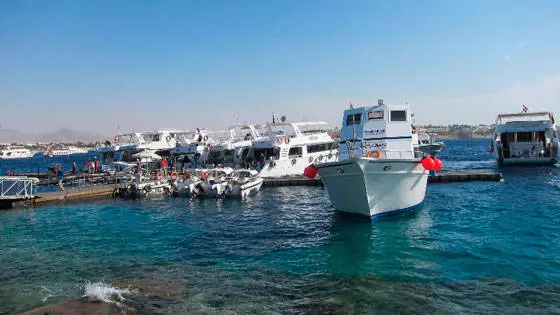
xmin=272 ymin=112 xmax=275 ymax=124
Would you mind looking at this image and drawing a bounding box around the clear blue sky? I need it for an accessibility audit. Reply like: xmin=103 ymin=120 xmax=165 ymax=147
xmin=1 ymin=0 xmax=559 ymax=134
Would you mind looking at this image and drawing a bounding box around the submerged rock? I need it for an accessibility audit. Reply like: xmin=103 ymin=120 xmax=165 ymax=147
xmin=293 ymin=298 xmax=345 ymax=315
xmin=112 ymin=277 xmax=187 ymax=300
xmin=22 ymin=300 xmax=137 ymax=315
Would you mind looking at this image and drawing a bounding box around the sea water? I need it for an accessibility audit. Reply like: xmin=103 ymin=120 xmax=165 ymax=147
xmin=0 ymin=139 xmax=559 ymax=314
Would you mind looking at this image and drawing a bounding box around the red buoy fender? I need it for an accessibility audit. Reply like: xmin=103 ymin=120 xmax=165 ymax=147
xmin=421 ymin=157 xmax=435 ymax=171
xmin=304 ymin=165 xmax=317 ymax=179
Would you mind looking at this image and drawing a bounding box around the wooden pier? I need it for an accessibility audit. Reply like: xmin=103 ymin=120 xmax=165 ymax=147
xmin=0 ymin=184 xmax=117 ymax=210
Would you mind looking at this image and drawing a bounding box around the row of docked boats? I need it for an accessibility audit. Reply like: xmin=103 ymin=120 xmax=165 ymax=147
xmin=98 ymin=122 xmax=340 ymax=178
xmin=114 ymin=167 xmax=263 ymax=200
xmin=95 ymin=121 xmax=443 ymax=179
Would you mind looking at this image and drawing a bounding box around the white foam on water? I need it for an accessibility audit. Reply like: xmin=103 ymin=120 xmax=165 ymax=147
xmin=82 ymin=281 xmax=131 ymax=304
xmin=39 ymin=286 xmax=54 ymax=302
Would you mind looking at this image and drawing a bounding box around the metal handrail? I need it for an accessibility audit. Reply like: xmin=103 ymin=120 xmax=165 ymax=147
xmin=344 ymin=142 xmax=420 ymax=160
xmin=0 ymin=176 xmax=40 ymax=199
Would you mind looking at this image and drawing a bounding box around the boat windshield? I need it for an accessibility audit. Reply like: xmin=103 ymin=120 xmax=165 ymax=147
xmin=263 ymin=124 xmax=297 ymax=137
xmin=297 ymin=123 xmax=328 ymax=134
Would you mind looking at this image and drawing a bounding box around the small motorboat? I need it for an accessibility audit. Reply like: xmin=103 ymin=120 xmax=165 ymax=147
xmin=196 ymin=168 xmax=233 ymax=198
xmin=171 ymin=172 xmax=202 ymax=197
xmin=115 ymin=168 xmax=172 ymax=199
xmin=224 ymin=169 xmax=264 ymax=199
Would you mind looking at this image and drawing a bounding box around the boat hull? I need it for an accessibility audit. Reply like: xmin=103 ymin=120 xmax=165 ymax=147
xmin=317 ymin=158 xmax=428 ymax=219
xmin=225 ymin=177 xmax=264 ymax=198
xmin=258 ymin=151 xmax=338 ymax=178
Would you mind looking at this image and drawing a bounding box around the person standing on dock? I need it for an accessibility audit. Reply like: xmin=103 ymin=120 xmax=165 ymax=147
xmin=94 ymin=158 xmax=99 ymax=174
xmin=54 ymin=165 xmax=65 ymax=192
xmin=86 ymin=160 xmax=92 ymax=174
xmin=72 ymin=160 xmax=77 ymax=174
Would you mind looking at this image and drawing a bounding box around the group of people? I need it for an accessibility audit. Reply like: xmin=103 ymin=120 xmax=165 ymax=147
xmin=85 ymin=158 xmax=100 ymax=174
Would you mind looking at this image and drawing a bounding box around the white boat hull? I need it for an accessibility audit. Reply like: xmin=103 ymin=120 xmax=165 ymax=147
xmin=225 ymin=177 xmax=264 ymax=198
xmin=130 ymin=181 xmax=172 ymax=197
xmin=317 ymin=158 xmax=428 ymax=219
xmin=258 ymin=151 xmax=337 ymax=178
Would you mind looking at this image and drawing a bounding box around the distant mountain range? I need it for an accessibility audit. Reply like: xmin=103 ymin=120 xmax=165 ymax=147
xmin=0 ymin=128 xmax=106 ymax=143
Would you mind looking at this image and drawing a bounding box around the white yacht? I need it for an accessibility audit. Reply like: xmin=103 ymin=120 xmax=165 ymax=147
xmin=99 ymin=129 xmax=191 ymax=170
xmin=170 ymin=129 xmax=212 ymax=167
xmin=316 ymin=100 xmax=429 ymax=220
xmin=492 ymin=111 xmax=558 ymax=166
xmin=0 ymin=147 xmax=35 ymax=159
xmin=205 ymin=124 xmax=262 ymax=168
xmin=43 ymin=146 xmax=88 ymax=157
xmin=250 ymin=121 xmax=338 ymax=178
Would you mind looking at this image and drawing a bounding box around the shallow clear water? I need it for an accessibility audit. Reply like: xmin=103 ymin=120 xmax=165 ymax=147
xmin=1 ymin=139 xmax=560 ymax=314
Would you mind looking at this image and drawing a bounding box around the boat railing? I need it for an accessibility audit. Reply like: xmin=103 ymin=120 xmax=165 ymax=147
xmin=346 ymin=143 xmax=421 ymax=160
xmin=0 ymin=176 xmax=40 ymax=199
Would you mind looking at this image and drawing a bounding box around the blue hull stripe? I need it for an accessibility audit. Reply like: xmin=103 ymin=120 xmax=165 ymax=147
xmin=370 ymin=201 xmax=425 ymax=221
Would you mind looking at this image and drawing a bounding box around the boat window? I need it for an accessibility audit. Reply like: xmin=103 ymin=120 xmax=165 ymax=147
xmin=307 ymin=143 xmax=333 ymax=153
xmin=368 ymin=111 xmax=384 ymax=120
xmin=516 ymin=132 xmax=532 ymax=142
xmin=346 ymin=113 xmax=362 ymax=126
xmin=390 ymin=110 xmax=407 ymax=122
xmin=289 ymin=147 xmax=303 ymax=157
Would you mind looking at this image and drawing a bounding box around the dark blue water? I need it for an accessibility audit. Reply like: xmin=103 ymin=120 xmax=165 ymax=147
xmin=1 ymin=139 xmax=560 ymax=314
xmin=0 ymin=153 xmax=96 ymax=175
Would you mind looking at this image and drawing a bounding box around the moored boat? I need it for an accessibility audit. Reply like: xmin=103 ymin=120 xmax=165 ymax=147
xmin=315 ymin=100 xmax=430 ymax=220
xmin=250 ymin=121 xmax=338 ymax=178
xmin=0 ymin=147 xmax=35 ymax=159
xmin=492 ymin=110 xmax=558 ymax=166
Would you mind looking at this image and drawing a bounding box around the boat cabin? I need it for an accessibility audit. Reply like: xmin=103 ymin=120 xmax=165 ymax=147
xmin=338 ymin=100 xmax=416 ymax=160
xmin=494 ymin=112 xmax=558 ymax=165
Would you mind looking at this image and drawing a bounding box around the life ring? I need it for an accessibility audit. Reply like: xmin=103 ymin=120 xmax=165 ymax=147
xmin=170 ymin=171 xmax=179 ymax=180
xmin=203 ymin=135 xmax=209 ymax=141
xmin=327 ymin=152 xmax=333 ymax=159
xmin=291 ymin=158 xmax=297 ymax=165
xmin=284 ymin=136 xmax=290 ymax=144
xmin=367 ymin=151 xmax=381 ymax=158
xmin=318 ymin=154 xmax=323 ymax=161
xmin=276 ymin=136 xmax=283 ymax=145
xmin=114 ymin=136 xmax=120 ymax=142
xmin=308 ymin=156 xmax=314 ymax=163
xmin=166 ymin=135 xmax=172 ymax=142
xmin=201 ymin=171 xmax=208 ymax=181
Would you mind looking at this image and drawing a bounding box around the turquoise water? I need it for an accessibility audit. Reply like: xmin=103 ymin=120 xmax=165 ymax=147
xmin=1 ymin=139 xmax=560 ymax=314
